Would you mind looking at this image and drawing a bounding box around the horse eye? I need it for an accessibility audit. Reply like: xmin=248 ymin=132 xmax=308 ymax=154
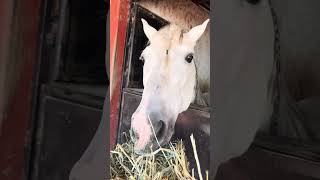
xmin=139 ymin=55 xmax=145 ymax=63
xmin=185 ymin=54 xmax=193 ymax=63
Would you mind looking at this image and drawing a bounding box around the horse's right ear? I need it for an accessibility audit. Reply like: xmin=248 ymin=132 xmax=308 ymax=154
xmin=186 ymin=19 xmax=209 ymax=43
xmin=141 ymin=18 xmax=157 ymax=40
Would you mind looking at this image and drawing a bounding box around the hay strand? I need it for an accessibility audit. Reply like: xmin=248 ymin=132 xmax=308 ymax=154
xmin=190 ymin=134 xmax=203 ymax=180
xmin=110 ymin=132 xmax=208 ymax=180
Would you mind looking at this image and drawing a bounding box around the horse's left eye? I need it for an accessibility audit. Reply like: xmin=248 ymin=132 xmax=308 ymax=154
xmin=139 ymin=55 xmax=145 ymax=63
xmin=185 ymin=54 xmax=193 ymax=63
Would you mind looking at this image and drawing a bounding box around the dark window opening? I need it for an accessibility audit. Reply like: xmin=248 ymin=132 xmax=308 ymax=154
xmin=29 ymin=0 xmax=109 ymax=179
xmin=123 ymin=4 xmax=168 ymax=89
xmin=61 ymin=0 xmax=108 ymax=84
xmin=42 ymin=0 xmax=109 ymax=85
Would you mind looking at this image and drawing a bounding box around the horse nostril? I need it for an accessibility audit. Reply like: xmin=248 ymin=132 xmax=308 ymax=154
xmin=157 ymin=120 xmax=165 ymax=138
xmin=153 ymin=120 xmax=165 ymax=139
xmin=130 ymin=128 xmax=139 ymax=142
xmin=148 ymin=112 xmax=166 ymax=140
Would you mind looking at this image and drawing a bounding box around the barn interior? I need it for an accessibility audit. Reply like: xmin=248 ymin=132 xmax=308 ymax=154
xmin=115 ymin=0 xmax=320 ymax=179
xmin=27 ymin=0 xmax=109 ymax=179
xmin=116 ymin=0 xmax=211 ymax=178
xmin=2 ymin=0 xmax=320 ymax=179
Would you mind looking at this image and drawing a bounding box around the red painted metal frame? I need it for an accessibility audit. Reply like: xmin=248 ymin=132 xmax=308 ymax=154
xmin=110 ymin=0 xmax=131 ymax=149
xmin=0 ymin=0 xmax=41 ymax=180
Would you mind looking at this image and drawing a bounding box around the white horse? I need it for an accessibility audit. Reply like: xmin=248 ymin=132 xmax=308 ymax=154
xmin=130 ymin=18 xmax=209 ymax=154
xmin=138 ymin=0 xmax=211 ymax=106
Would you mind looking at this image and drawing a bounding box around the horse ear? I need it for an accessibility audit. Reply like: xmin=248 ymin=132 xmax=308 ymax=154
xmin=141 ymin=18 xmax=157 ymax=40
xmin=186 ymin=19 xmax=210 ymax=42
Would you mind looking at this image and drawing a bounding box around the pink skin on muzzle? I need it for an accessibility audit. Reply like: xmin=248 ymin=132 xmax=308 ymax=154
xmin=131 ymin=99 xmax=152 ymax=150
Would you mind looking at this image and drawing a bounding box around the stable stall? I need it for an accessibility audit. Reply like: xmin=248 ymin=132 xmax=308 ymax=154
xmin=110 ymin=0 xmax=211 ymax=178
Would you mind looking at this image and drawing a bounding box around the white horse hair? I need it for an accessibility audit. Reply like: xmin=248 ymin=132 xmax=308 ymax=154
xmin=130 ymin=18 xmax=209 ymax=154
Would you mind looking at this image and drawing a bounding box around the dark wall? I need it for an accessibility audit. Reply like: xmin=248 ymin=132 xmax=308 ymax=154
xmin=272 ymin=0 xmax=320 ymax=101
xmin=271 ymin=0 xmax=320 ymax=141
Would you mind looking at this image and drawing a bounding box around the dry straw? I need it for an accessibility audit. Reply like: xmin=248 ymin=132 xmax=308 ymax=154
xmin=110 ymin=127 xmax=208 ymax=179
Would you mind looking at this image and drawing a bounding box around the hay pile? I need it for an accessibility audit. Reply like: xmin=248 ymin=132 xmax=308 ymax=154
xmin=110 ymin=133 xmax=208 ymax=180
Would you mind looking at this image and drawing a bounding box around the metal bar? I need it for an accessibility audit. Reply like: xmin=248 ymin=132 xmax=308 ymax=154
xmin=51 ymin=0 xmax=68 ymax=81
xmin=25 ymin=0 xmax=49 ymax=179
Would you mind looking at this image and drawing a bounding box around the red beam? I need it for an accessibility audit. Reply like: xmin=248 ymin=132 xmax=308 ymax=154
xmin=110 ymin=0 xmax=131 ymax=149
xmin=0 ymin=0 xmax=41 ymax=179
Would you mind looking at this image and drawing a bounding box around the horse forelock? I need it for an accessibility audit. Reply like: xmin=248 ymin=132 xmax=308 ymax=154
xmin=149 ymin=24 xmax=187 ymax=53
xmin=144 ymin=23 xmax=197 ymax=93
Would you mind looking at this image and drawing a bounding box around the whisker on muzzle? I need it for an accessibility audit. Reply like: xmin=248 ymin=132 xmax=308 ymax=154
xmin=147 ymin=115 xmax=171 ymax=165
xmin=129 ymin=128 xmax=137 ymax=144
